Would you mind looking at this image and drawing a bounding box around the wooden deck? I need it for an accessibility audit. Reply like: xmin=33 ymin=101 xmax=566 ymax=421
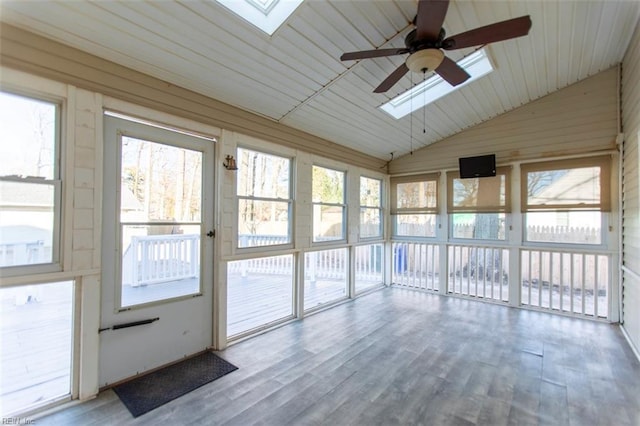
xmin=0 ymin=283 xmax=73 ymax=417
xmin=1 ymin=274 xmax=383 ymax=415
xmin=36 ymin=287 xmax=640 ymax=425
xmin=227 ymin=272 xmax=383 ymax=336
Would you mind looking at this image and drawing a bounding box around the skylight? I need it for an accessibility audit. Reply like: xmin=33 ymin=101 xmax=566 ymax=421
xmin=380 ymin=49 xmax=494 ymax=119
xmin=215 ymin=0 xmax=304 ymax=35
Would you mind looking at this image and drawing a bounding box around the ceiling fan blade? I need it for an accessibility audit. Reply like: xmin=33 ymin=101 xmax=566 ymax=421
xmin=416 ymin=0 xmax=450 ymax=41
xmin=435 ymin=56 xmax=470 ymax=86
xmin=341 ymin=48 xmax=408 ymax=61
xmin=443 ymin=15 xmax=532 ymax=50
xmin=374 ymin=63 xmax=409 ymax=93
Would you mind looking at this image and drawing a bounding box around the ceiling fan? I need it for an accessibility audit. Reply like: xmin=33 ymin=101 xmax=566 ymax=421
xmin=340 ymin=0 xmax=532 ymax=93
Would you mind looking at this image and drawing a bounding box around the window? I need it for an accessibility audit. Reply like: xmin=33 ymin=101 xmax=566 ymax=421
xmin=237 ymin=148 xmax=292 ymax=248
xmin=312 ymin=165 xmax=345 ymax=242
xmin=304 ymin=248 xmax=348 ymax=310
xmin=447 ymin=168 xmax=511 ymax=240
xmin=0 ymin=280 xmax=73 ymax=415
xmin=355 ymin=244 xmax=383 ymax=293
xmin=360 ymin=176 xmax=382 ymax=239
xmin=0 ymin=91 xmax=60 ymax=273
xmin=215 ymin=0 xmax=304 ymax=35
xmin=521 ymin=156 xmax=611 ymax=245
xmin=227 ymin=254 xmax=294 ymax=337
xmin=391 ymin=173 xmax=438 ymax=238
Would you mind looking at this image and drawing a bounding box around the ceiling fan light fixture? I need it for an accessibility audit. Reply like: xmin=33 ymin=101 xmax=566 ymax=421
xmin=381 ymin=49 xmax=494 ymax=119
xmin=406 ymin=49 xmax=444 ymax=73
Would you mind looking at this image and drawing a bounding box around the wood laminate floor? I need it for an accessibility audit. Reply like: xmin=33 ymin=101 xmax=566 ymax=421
xmin=36 ymin=287 xmax=640 ymax=425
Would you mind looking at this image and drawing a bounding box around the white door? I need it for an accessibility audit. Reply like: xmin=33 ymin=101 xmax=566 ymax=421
xmin=100 ymin=115 xmax=215 ymax=386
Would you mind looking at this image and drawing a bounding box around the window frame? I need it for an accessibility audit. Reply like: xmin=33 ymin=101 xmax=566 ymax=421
xmin=0 ymin=89 xmax=63 ymax=277
xmin=390 ymin=173 xmax=439 ymax=239
xmin=312 ymin=164 xmax=347 ymax=245
xmin=359 ymin=175 xmax=383 ymax=241
xmin=235 ymin=146 xmax=294 ymax=252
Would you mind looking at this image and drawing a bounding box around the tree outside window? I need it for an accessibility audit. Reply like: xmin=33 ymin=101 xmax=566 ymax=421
xmin=312 ymin=165 xmax=345 ymax=242
xmin=237 ymin=148 xmax=292 ymax=248
xmin=360 ymin=176 xmax=382 ymax=239
xmin=391 ymin=173 xmax=438 ymax=238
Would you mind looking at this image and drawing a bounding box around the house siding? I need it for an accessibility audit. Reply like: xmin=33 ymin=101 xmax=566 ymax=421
xmin=621 ymin=18 xmax=640 ymax=356
xmin=389 ymin=67 xmax=619 ymax=175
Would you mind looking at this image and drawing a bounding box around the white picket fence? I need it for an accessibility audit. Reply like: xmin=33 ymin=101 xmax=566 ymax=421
xmin=526 ymin=225 xmax=600 ymax=244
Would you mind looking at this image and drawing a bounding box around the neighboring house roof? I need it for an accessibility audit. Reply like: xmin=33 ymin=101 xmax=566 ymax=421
xmin=0 ymin=225 xmax=51 ymax=244
xmin=0 ymin=180 xmax=53 ymax=208
xmin=0 ymin=180 xmax=144 ymax=211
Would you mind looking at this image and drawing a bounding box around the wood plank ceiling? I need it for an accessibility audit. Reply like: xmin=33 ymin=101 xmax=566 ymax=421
xmin=1 ymin=0 xmax=638 ymax=161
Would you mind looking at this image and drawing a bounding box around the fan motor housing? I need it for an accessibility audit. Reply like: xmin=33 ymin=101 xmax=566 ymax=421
xmin=404 ymin=28 xmax=447 ymax=52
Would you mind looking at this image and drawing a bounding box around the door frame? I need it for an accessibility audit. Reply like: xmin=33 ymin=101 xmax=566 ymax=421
xmin=100 ymin=110 xmax=218 ymax=386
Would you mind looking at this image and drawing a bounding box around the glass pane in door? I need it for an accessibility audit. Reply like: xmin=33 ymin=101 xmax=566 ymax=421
xmin=119 ymin=136 xmax=203 ymax=308
xmin=120 ymin=136 xmax=202 ymax=222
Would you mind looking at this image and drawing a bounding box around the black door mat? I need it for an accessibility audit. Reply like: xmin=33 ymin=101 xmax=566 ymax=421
xmin=113 ymin=351 xmax=238 ymax=417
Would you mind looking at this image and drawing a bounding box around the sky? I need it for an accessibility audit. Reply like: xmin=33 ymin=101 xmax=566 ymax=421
xmin=0 ymin=91 xmax=56 ymax=180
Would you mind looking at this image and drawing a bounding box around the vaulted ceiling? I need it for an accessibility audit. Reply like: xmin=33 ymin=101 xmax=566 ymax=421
xmin=1 ymin=0 xmax=638 ymax=161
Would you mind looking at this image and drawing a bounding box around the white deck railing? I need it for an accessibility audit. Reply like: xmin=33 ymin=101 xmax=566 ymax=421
xmin=122 ymin=234 xmax=199 ymax=286
xmin=228 ymin=242 xmax=383 ymax=283
xmin=5 ymin=230 xmax=610 ymax=320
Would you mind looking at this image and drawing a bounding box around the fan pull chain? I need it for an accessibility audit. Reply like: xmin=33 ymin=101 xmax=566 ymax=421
xmin=423 ymin=71 xmax=427 ymax=135
xmin=410 ymin=72 xmax=413 ymax=155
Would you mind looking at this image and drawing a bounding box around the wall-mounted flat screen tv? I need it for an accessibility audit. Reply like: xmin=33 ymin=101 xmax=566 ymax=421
xmin=458 ymin=154 xmax=496 ymax=178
